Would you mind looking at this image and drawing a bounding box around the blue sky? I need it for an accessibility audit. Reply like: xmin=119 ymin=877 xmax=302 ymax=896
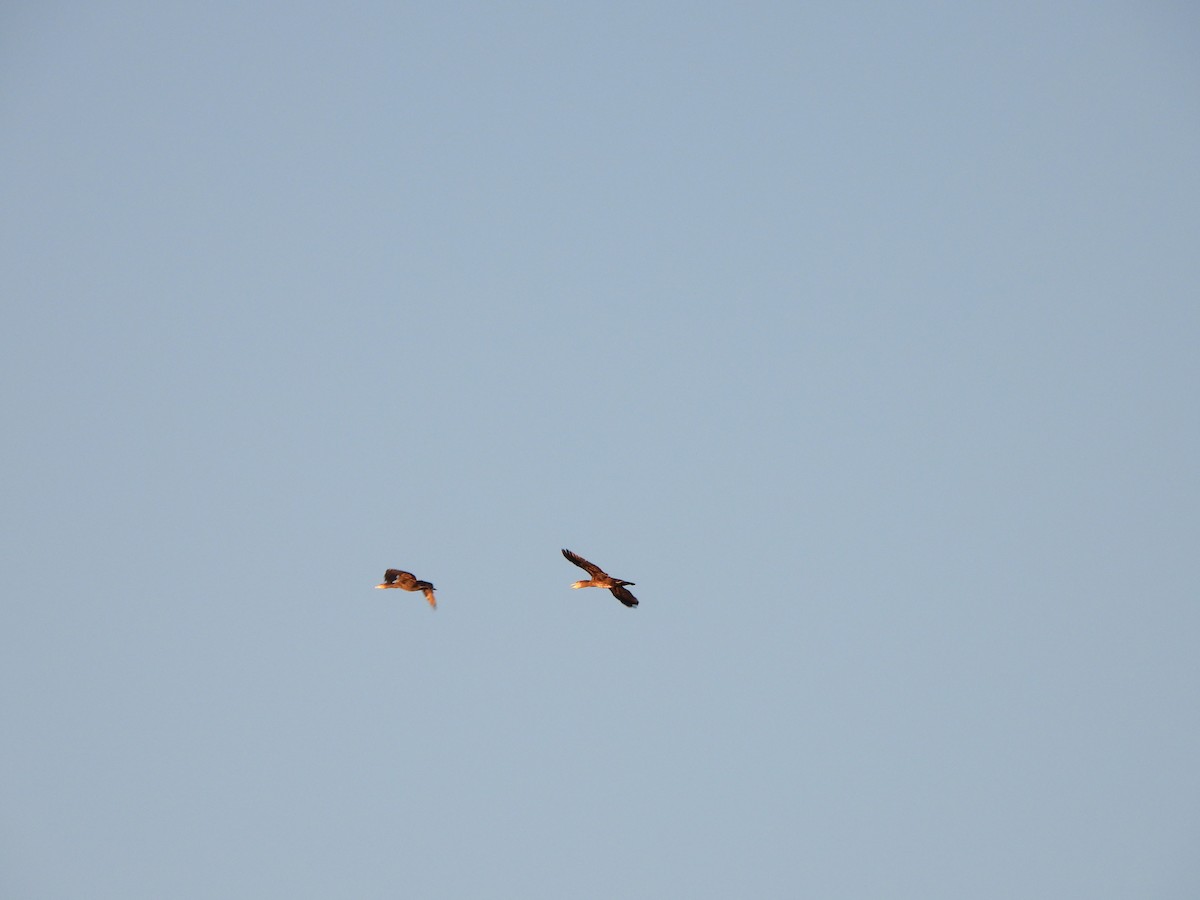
xmin=3 ymin=3 xmax=1198 ymax=897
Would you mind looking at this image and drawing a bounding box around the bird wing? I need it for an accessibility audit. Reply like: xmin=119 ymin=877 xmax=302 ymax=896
xmin=562 ymin=548 xmax=606 ymax=578
xmin=610 ymin=584 xmax=639 ymax=608
xmin=422 ymin=586 xmax=437 ymax=609
xmin=386 ymin=569 xmax=419 ymax=588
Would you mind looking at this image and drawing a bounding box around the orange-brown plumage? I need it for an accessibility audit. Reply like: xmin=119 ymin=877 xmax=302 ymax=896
xmin=375 ymin=568 xmax=437 ymax=609
xmin=561 ymin=548 xmax=638 ymax=608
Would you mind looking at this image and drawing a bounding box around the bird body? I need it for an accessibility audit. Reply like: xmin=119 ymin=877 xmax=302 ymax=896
xmin=375 ymin=569 xmax=437 ymax=609
xmin=561 ymin=548 xmax=638 ymax=607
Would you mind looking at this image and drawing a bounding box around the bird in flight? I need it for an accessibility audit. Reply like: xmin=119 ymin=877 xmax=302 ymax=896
xmin=561 ymin=548 xmax=638 ymax=607
xmin=375 ymin=569 xmax=437 ymax=609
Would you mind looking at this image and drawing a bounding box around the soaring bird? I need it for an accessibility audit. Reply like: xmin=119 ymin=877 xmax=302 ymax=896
xmin=375 ymin=569 xmax=437 ymax=609
xmin=561 ymin=548 xmax=638 ymax=607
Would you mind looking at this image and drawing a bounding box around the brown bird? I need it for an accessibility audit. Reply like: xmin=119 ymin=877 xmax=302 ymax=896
xmin=561 ymin=548 xmax=638 ymax=608
xmin=375 ymin=569 xmax=437 ymax=609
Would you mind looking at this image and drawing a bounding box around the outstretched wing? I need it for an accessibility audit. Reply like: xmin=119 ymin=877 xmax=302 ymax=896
xmin=610 ymin=584 xmax=639 ymax=608
xmin=381 ymin=569 xmax=405 ymax=585
xmin=421 ymin=585 xmax=437 ymax=609
xmin=562 ymin=548 xmax=606 ymax=578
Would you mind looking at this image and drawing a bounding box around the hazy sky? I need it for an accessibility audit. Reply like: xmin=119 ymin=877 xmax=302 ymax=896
xmin=3 ymin=3 xmax=1198 ymax=898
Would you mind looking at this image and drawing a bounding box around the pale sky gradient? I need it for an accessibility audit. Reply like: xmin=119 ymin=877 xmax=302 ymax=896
xmin=3 ymin=3 xmax=1199 ymax=898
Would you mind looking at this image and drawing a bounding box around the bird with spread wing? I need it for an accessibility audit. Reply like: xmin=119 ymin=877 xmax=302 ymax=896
xmin=375 ymin=569 xmax=437 ymax=609
xmin=561 ymin=548 xmax=638 ymax=608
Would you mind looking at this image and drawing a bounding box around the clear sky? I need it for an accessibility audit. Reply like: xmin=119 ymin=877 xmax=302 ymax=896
xmin=2 ymin=3 xmax=1198 ymax=897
